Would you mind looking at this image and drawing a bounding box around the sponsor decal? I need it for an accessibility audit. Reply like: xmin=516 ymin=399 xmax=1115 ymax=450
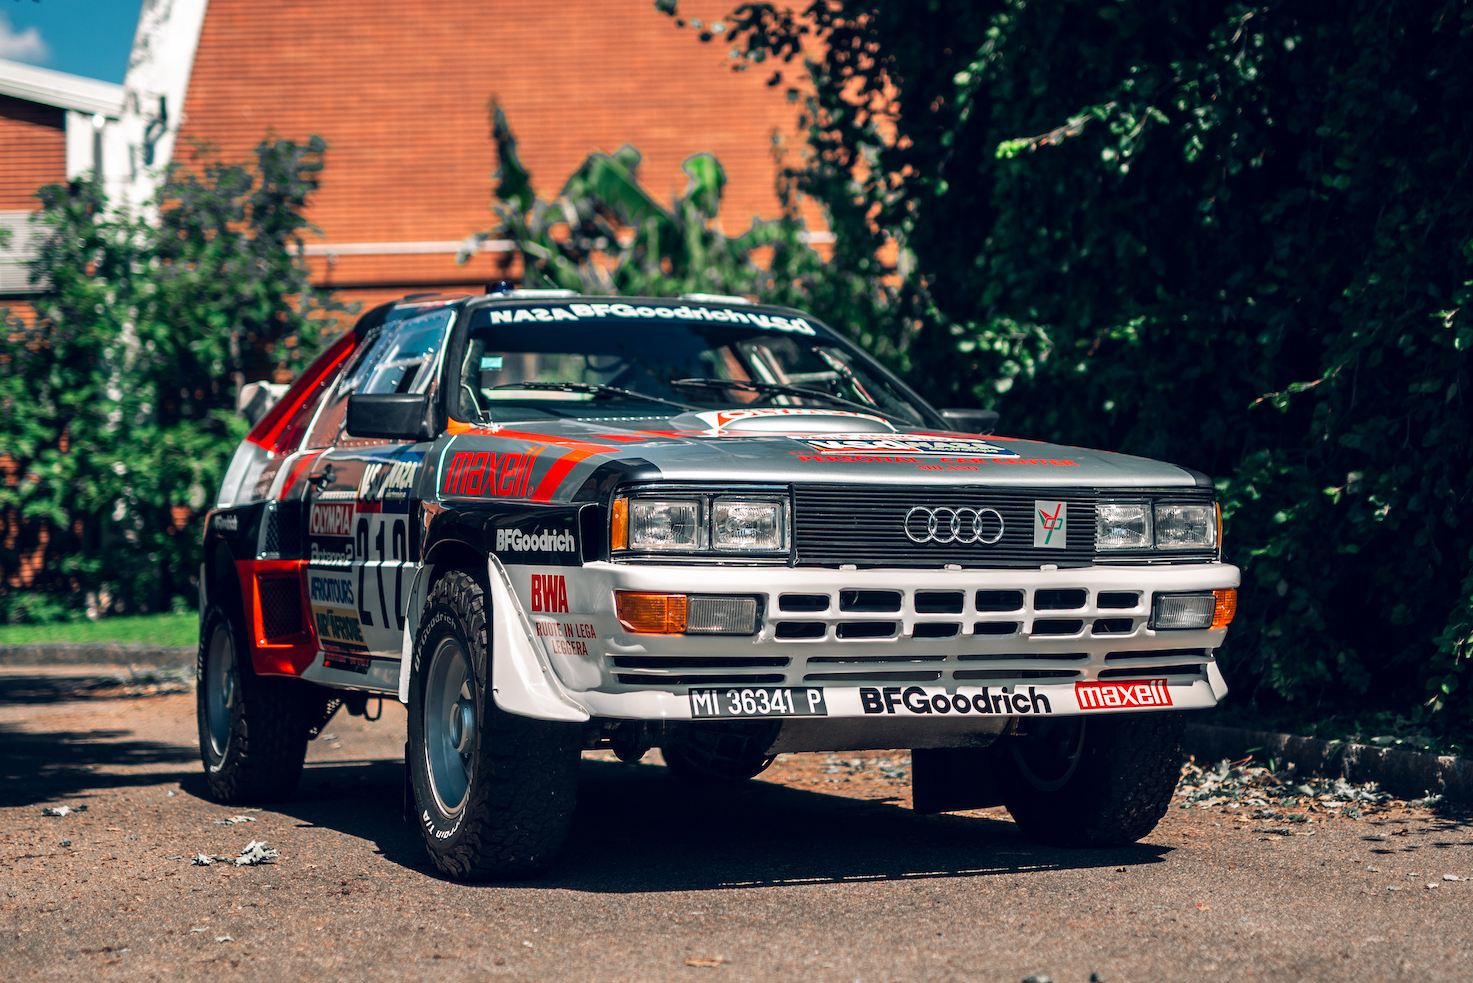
xmin=441 ymin=447 xmax=545 ymax=498
xmin=792 ymin=453 xmax=1080 ymax=468
xmin=212 ymin=514 xmax=238 ymax=532
xmin=859 ymin=685 xmax=1054 ymax=715
xmin=696 ymin=407 xmax=893 ymax=433
xmin=323 ymin=652 xmax=370 ymax=674
xmin=797 ymin=434 xmax=1021 ymax=457
xmin=1074 ymin=679 xmax=1173 ymax=710
xmin=310 ymin=502 xmax=355 ymax=538
xmin=535 ymin=620 xmax=597 ymax=656
xmin=530 ymin=573 xmax=568 ymax=613
xmin=308 ymin=574 xmax=355 ymax=607
xmin=483 ymin=304 xmax=817 ymax=335
xmin=1034 ymin=500 xmax=1067 ymax=548
xmin=356 ymin=457 xmax=418 ymax=508
xmin=309 ymin=541 xmax=355 ymax=565
xmin=313 ymin=607 xmax=367 ymax=651
xmin=496 ymin=527 xmax=576 ymax=554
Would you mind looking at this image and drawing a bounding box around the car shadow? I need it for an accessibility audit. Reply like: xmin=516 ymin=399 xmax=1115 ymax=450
xmin=260 ymin=756 xmax=1174 ymax=892
xmin=0 ymin=721 xmax=199 ymax=808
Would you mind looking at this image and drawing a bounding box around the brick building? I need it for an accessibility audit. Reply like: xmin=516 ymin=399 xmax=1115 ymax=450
xmin=0 ymin=60 xmax=124 ymax=316
xmin=100 ymin=0 xmax=819 ymax=315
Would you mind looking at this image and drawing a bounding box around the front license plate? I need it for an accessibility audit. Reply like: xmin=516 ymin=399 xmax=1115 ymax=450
xmin=689 ymin=687 xmax=828 ymax=719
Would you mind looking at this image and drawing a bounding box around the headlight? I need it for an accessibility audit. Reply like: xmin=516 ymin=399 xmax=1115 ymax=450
xmin=1094 ymin=499 xmax=1219 ymax=552
xmin=712 ymin=498 xmax=787 ymax=552
xmin=1154 ymin=503 xmax=1216 ymax=549
xmin=629 ymin=499 xmax=704 ymax=551
xmin=612 ymin=492 xmax=791 ymax=555
xmin=1096 ymin=502 xmax=1152 ymax=550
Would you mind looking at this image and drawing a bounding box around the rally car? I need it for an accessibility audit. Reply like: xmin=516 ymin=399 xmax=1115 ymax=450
xmin=198 ymin=288 xmax=1237 ymax=880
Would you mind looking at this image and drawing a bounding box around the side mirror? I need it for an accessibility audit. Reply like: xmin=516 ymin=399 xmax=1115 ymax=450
xmin=940 ymin=407 xmax=1000 ymax=435
xmin=346 ymin=393 xmax=433 ymax=440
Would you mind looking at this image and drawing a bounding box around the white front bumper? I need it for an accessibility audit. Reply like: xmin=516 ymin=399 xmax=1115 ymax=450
xmin=486 ymin=558 xmax=1238 ymax=724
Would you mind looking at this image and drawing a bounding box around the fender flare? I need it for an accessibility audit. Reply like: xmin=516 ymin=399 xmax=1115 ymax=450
xmin=398 ymin=555 xmax=589 ymax=723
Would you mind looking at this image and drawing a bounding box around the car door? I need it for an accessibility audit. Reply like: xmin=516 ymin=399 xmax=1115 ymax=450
xmin=304 ymin=304 xmax=455 ymax=677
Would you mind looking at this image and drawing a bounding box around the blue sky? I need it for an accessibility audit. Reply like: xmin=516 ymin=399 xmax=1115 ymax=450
xmin=1 ymin=0 xmax=144 ymax=83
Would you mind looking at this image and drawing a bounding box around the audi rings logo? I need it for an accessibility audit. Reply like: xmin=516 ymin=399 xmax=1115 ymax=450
xmin=903 ymin=506 xmax=1005 ymax=545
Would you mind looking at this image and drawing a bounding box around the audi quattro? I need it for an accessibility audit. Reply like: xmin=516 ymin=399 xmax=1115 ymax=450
xmin=198 ymin=288 xmax=1238 ymax=880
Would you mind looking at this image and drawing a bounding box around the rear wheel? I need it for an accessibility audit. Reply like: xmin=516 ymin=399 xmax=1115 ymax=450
xmin=407 ymin=569 xmax=580 ymax=880
xmin=197 ymin=587 xmax=315 ymax=803
xmin=993 ymin=712 xmax=1184 ymax=847
xmin=661 ymin=720 xmax=781 ymax=783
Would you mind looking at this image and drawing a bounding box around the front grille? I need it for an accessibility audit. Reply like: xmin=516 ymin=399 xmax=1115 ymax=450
xmin=604 ymin=592 xmax=1216 ymax=690
xmin=793 ymin=485 xmax=1097 ymax=567
xmin=258 ymin=575 xmax=303 ymax=639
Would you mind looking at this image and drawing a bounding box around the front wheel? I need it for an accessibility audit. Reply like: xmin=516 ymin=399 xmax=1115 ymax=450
xmin=197 ymin=588 xmax=315 ymax=803
xmin=407 ymin=569 xmax=580 ymax=881
xmin=993 ymin=711 xmax=1184 ymax=847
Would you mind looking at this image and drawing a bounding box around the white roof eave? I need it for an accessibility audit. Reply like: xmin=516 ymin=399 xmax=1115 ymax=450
xmin=0 ymin=58 xmax=125 ymax=118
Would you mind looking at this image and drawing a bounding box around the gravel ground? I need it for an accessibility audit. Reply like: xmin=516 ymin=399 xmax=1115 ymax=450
xmin=3 ymin=665 xmax=1472 ymax=982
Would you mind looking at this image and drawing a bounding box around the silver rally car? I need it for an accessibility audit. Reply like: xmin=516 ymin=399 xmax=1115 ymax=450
xmin=200 ymin=289 xmax=1238 ymax=879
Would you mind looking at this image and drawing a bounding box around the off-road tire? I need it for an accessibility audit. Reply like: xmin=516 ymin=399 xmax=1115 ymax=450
xmin=994 ymin=711 xmax=1184 ymax=847
xmin=661 ymin=720 xmax=781 ymax=783
xmin=407 ymin=569 xmax=580 ymax=881
xmin=197 ymin=587 xmax=315 ymax=803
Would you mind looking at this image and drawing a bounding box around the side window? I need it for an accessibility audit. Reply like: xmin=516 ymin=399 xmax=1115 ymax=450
xmin=273 ymin=358 xmax=348 ymax=454
xmin=306 ymin=307 xmax=455 ymax=447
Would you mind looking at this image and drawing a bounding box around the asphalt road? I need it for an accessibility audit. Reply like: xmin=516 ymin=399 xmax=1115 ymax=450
xmin=3 ymin=665 xmax=1471 ymax=982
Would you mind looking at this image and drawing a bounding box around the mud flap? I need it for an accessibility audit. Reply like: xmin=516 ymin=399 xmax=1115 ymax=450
xmin=911 ymin=746 xmax=1006 ymax=814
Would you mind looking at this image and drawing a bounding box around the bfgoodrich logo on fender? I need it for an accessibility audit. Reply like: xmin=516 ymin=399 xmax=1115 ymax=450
xmin=1075 ymin=678 xmax=1173 ymax=709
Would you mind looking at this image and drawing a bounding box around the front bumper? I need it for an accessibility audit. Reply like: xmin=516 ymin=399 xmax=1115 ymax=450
xmin=488 ymin=558 xmax=1238 ymax=724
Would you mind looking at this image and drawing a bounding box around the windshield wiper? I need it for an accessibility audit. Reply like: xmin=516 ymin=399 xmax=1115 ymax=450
xmin=669 ymin=378 xmax=914 ymax=427
xmin=487 ymin=381 xmax=697 ymax=412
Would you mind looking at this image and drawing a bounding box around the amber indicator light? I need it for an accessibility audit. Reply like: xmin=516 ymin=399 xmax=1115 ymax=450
xmin=615 ymin=591 xmax=688 ymax=634
xmin=1211 ymin=588 xmax=1238 ymax=630
xmin=610 ymin=497 xmax=629 ymax=551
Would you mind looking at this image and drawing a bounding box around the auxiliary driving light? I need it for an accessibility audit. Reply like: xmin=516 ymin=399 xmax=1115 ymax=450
xmin=1150 ymin=591 xmax=1218 ymax=630
xmin=614 ymin=591 xmax=760 ymax=635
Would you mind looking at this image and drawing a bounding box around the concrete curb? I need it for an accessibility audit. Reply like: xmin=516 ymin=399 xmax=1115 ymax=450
xmin=0 ymin=643 xmax=195 ymax=667
xmin=1185 ymin=722 xmax=1473 ymax=806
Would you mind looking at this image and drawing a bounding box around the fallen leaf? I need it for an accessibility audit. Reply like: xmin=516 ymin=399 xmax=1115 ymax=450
xmin=686 ymin=956 xmax=726 ymax=967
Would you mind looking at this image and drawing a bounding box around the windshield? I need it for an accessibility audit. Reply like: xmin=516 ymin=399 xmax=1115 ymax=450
xmin=458 ymin=304 xmax=933 ymax=426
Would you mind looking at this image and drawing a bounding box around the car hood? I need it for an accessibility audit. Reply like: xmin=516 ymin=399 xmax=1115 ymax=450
xmin=451 ymin=407 xmax=1201 ymax=499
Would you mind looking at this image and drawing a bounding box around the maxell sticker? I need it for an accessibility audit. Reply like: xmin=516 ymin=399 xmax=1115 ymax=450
xmin=798 ymin=434 xmax=1020 ymax=457
xmin=441 ymin=447 xmax=546 ymax=498
xmin=1034 ymin=500 xmax=1067 ymax=548
xmin=1074 ymin=679 xmax=1173 ymax=710
xmin=310 ymin=502 xmax=355 ymax=538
